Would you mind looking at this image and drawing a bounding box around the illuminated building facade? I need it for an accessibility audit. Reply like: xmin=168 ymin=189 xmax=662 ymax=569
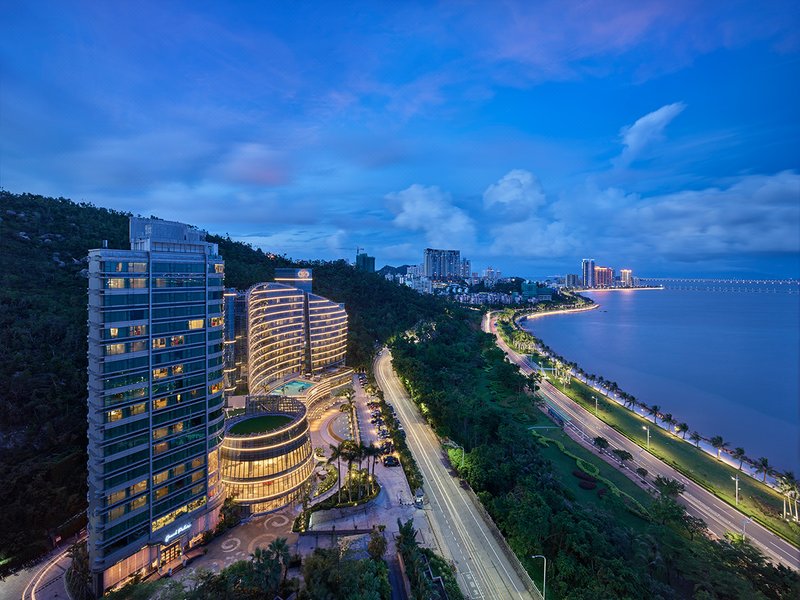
xmin=581 ymin=258 xmax=595 ymax=288
xmin=247 ymin=283 xmax=306 ymax=393
xmin=594 ymin=266 xmax=614 ymax=288
xmin=86 ymin=218 xmax=225 ymax=595
xmin=221 ymin=396 xmax=313 ymax=515
xmin=423 ymin=248 xmax=461 ymax=279
xmin=620 ymin=269 xmax=633 ymax=287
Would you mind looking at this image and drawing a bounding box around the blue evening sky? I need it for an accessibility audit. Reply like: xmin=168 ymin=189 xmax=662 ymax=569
xmin=1 ymin=1 xmax=799 ymax=278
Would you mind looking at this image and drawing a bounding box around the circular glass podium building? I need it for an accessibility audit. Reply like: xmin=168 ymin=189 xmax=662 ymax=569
xmin=221 ymin=396 xmax=313 ymax=515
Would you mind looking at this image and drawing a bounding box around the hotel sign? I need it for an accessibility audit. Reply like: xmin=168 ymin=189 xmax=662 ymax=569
xmin=163 ymin=522 xmax=191 ymax=544
xmin=297 ymin=269 xmax=311 ymax=279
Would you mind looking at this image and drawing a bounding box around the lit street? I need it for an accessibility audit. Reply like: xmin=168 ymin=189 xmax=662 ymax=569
xmin=375 ymin=349 xmax=540 ymax=600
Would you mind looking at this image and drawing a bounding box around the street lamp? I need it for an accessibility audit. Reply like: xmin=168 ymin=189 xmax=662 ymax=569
xmin=592 ymin=395 xmax=598 ymax=417
xmin=742 ymin=517 xmax=753 ymax=541
xmin=642 ymin=425 xmax=650 ymax=450
xmin=731 ymin=473 xmax=739 ymax=506
xmin=530 ymin=554 xmax=547 ymax=600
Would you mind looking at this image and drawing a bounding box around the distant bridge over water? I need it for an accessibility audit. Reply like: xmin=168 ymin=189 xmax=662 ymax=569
xmin=637 ymin=278 xmax=799 ymax=293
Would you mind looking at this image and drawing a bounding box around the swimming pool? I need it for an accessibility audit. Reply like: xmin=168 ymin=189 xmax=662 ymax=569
xmin=273 ymin=380 xmax=314 ymax=396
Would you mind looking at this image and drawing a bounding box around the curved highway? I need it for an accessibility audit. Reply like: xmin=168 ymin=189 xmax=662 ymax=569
xmin=484 ymin=313 xmax=800 ymax=570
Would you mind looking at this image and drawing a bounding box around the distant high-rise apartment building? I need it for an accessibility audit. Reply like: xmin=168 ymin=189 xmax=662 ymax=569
xmin=86 ymin=218 xmax=226 ymax=595
xmin=594 ymin=266 xmax=614 ymax=288
xmin=423 ymin=248 xmax=461 ymax=279
xmin=581 ymin=259 xmax=595 ymax=288
xmin=565 ymin=273 xmax=580 ymax=288
xmin=620 ymin=269 xmax=633 ymax=287
xmin=355 ymin=252 xmax=376 ymax=273
xmin=460 ymin=258 xmax=471 ymax=279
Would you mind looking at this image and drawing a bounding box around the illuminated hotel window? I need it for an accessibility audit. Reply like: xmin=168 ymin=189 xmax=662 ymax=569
xmin=107 ymin=409 xmax=123 ymax=422
xmin=130 ymin=340 xmax=147 ymax=353
xmin=132 ymin=479 xmax=147 ymax=494
xmin=130 ymin=325 xmax=146 ymax=336
xmin=154 ymin=471 xmax=169 ymax=486
xmin=130 ymin=495 xmax=147 ymax=511
xmin=107 ymin=489 xmax=126 ymax=506
xmin=108 ymin=505 xmax=125 ymax=521
xmin=109 ymin=327 xmax=119 ymax=338
xmin=153 ymin=442 xmax=168 ymax=455
xmin=191 ymin=470 xmax=204 ymax=483
xmin=106 ymin=343 xmax=125 ymax=356
xmin=214 ymin=264 xmax=224 ymax=274
xmin=188 ymin=319 xmax=204 ymax=330
xmin=192 ymin=456 xmax=204 ymax=469
xmin=170 ymin=335 xmax=184 ymax=346
xmin=153 ymin=398 xmax=168 ymax=410
xmin=153 ymin=368 xmax=168 ymax=379
xmin=155 ymin=487 xmax=168 ymax=500
xmin=210 ymin=317 xmax=224 ymax=327
xmin=130 ymin=278 xmax=147 ymax=288
xmin=131 ymin=403 xmax=146 ymax=416
xmin=173 ymin=464 xmax=185 ymax=476
xmin=107 ymin=278 xmax=125 ymax=289
xmin=153 ymin=427 xmax=168 ymax=440
xmin=172 ymin=364 xmax=184 ymax=376
xmin=152 ymin=338 xmax=166 ymax=349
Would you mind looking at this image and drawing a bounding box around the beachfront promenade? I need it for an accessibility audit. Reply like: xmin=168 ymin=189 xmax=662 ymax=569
xmin=485 ymin=312 xmax=800 ymax=570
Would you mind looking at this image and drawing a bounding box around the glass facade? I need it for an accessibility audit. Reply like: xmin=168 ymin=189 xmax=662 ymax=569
xmin=220 ymin=397 xmax=313 ymax=515
xmin=87 ymin=218 xmax=225 ymax=594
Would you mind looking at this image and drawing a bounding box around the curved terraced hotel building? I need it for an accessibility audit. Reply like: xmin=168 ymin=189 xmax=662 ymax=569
xmin=220 ymin=396 xmax=314 ymax=515
xmin=246 ymin=269 xmax=348 ymax=393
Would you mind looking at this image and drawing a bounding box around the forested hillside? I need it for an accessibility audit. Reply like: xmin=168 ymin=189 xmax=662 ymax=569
xmin=390 ymin=315 xmax=800 ymax=599
xmin=0 ymin=190 xmax=444 ymax=573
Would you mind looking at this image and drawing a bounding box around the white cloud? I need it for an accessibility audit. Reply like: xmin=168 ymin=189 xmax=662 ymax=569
xmin=483 ymin=169 xmax=546 ymax=219
xmin=386 ymin=184 xmax=476 ymax=249
xmin=615 ymin=102 xmax=686 ymax=166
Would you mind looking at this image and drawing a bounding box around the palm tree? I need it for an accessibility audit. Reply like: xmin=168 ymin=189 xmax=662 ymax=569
xmin=663 ymin=413 xmax=675 ymax=430
xmin=340 ymin=440 xmax=360 ymax=502
xmin=732 ymin=447 xmax=746 ymax=470
xmin=755 ymin=456 xmax=773 ymax=483
xmin=675 ymin=422 xmax=689 ymax=439
xmin=648 ymin=404 xmax=661 ymax=425
xmin=710 ymin=436 xmax=728 ymax=459
xmin=327 ymin=443 xmax=344 ymax=504
xmin=268 ymin=537 xmax=291 ymax=587
xmin=689 ymin=431 xmax=702 ymax=447
xmin=363 ymin=443 xmax=381 ymax=495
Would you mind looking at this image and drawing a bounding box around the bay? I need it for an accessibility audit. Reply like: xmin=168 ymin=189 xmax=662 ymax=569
xmin=521 ymin=284 xmax=800 ymax=473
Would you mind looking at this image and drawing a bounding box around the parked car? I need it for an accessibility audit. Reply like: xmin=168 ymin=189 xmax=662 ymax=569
xmin=383 ymin=455 xmax=400 ymax=467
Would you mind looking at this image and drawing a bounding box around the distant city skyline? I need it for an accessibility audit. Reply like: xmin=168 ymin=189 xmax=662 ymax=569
xmin=2 ymin=1 xmax=798 ymax=278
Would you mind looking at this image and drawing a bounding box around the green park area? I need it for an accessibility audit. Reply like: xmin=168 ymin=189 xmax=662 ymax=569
xmin=545 ymin=360 xmax=800 ymax=547
xmin=228 ymin=414 xmax=293 ymax=435
xmin=531 ymin=428 xmax=653 ymax=530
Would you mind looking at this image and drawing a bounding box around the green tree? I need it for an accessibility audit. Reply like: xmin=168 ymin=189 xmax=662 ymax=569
xmin=654 ymin=476 xmax=686 ymax=499
xmin=593 ymin=436 xmax=610 ymax=453
xmin=755 ymin=456 xmax=773 ymax=483
xmin=710 ymin=436 xmax=728 ymax=460
xmin=612 ymin=448 xmax=633 ymax=467
xmin=732 ymin=447 xmax=746 ymax=470
xmin=367 ymin=530 xmax=388 ymax=561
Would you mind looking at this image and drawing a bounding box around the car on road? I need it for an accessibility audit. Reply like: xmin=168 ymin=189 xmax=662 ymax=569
xmin=383 ymin=455 xmax=400 ymax=467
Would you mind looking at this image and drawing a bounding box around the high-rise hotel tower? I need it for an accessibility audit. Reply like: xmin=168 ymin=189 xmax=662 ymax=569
xmin=86 ymin=218 xmax=226 ymax=595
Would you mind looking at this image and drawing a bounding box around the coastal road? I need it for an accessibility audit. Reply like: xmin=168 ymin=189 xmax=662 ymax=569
xmin=484 ymin=313 xmax=800 ymax=570
xmin=375 ymin=349 xmax=540 ymax=600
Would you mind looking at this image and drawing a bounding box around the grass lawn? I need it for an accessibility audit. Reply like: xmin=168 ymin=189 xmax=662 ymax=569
xmin=550 ymin=375 xmax=800 ymax=547
xmin=533 ymin=428 xmax=652 ymax=531
xmin=228 ymin=414 xmax=293 ymax=435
